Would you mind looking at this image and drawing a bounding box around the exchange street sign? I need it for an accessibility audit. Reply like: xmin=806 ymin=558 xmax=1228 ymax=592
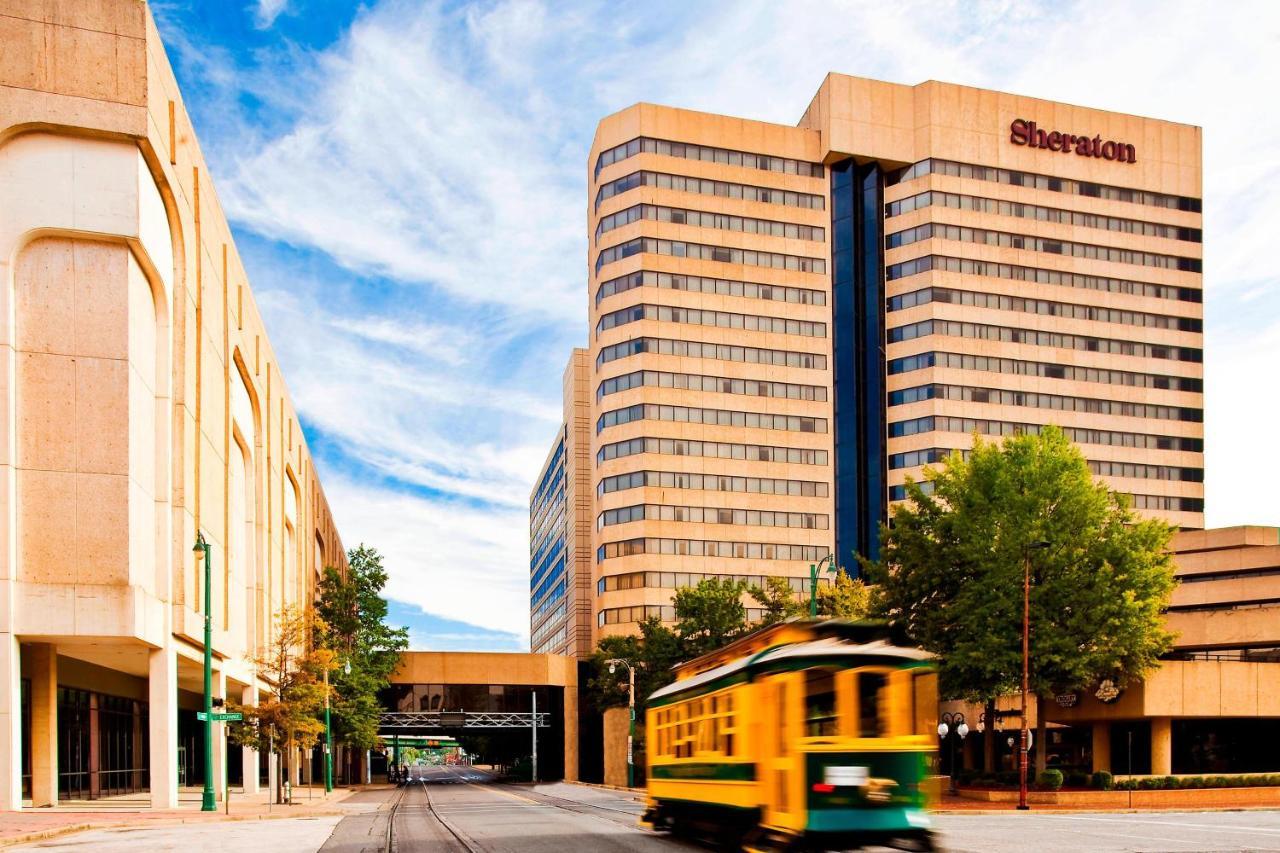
xmin=196 ymin=711 xmax=244 ymax=722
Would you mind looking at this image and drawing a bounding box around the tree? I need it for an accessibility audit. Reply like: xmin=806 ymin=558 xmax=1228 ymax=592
xmin=229 ymin=605 xmax=333 ymax=802
xmin=749 ymin=576 xmax=806 ymax=625
xmin=674 ymin=577 xmax=750 ymax=658
xmin=817 ymin=571 xmax=872 ymax=619
xmin=588 ymin=617 xmax=683 ymax=713
xmin=315 ymin=545 xmax=409 ymax=762
xmin=864 ymin=426 xmax=1177 ymax=773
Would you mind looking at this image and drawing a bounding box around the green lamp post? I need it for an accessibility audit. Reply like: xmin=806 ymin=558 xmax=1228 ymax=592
xmin=808 ymin=553 xmax=838 ymax=617
xmin=605 ymin=659 xmax=636 ymax=788
xmin=193 ymin=532 xmax=216 ymax=812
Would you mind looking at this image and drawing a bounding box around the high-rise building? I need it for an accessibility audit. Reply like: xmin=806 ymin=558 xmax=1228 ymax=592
xmin=530 ymin=350 xmax=594 ymax=656
xmin=542 ymin=73 xmax=1204 ymax=646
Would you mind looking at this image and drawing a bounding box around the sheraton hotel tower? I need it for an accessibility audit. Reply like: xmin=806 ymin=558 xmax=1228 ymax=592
xmin=530 ymin=73 xmax=1207 ymax=659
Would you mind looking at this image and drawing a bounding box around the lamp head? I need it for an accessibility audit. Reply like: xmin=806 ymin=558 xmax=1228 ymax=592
xmin=936 ymin=721 xmax=948 ymax=738
xmin=192 ymin=531 xmax=208 ymax=555
xmin=957 ymin=722 xmax=970 ymax=739
xmin=609 ymin=663 xmax=616 ymax=675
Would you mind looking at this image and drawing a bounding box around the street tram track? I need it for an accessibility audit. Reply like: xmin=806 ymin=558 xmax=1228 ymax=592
xmin=418 ymin=776 xmax=486 ymax=853
xmin=489 ymin=781 xmax=648 ymax=831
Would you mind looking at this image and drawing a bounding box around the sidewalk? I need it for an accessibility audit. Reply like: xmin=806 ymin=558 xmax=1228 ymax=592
xmin=933 ymin=790 xmax=1280 ymax=814
xmin=0 ymin=784 xmax=361 ymax=848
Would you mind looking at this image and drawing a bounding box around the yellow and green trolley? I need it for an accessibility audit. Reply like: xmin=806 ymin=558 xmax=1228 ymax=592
xmin=643 ymin=620 xmax=938 ymax=851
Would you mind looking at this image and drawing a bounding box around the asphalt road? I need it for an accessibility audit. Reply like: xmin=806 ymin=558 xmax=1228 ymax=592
xmin=316 ymin=767 xmax=1280 ymax=853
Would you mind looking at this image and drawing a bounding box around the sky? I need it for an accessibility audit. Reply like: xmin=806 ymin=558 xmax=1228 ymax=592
xmin=151 ymin=0 xmax=1280 ymax=651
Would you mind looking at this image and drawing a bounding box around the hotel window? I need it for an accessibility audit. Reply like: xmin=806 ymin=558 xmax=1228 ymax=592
xmin=595 ymin=237 xmax=826 ymax=275
xmin=597 ymin=369 xmax=827 ymax=402
xmin=886 ymin=255 xmax=1199 ymax=303
xmin=596 ymin=470 xmax=828 ymax=498
xmin=594 ymin=137 xmax=824 ymax=180
xmin=887 ymin=286 xmax=1201 ymax=332
xmin=597 ymin=303 xmax=827 ymax=338
xmin=598 ymin=504 xmax=828 ymax=530
xmin=885 ymin=190 xmax=1201 ymax=242
xmin=597 ymin=436 xmax=828 ymax=466
xmin=887 ymin=416 xmax=1203 ymax=452
xmin=597 ymin=537 xmax=829 ymax=563
xmin=887 ymin=350 xmax=1202 ymax=392
xmin=595 ymin=270 xmax=825 ymax=307
xmin=887 ymin=157 xmax=1201 ymax=212
xmin=598 ymin=403 xmax=826 ymax=434
xmin=596 ymin=170 xmax=826 ymax=211
xmin=886 ymin=223 xmax=1201 ymax=272
xmin=596 ymin=204 xmax=825 ymax=243
xmin=888 ymin=383 xmax=1202 ymax=422
xmin=887 ymin=319 xmax=1202 ymax=363
xmin=596 ymin=337 xmax=826 ymax=370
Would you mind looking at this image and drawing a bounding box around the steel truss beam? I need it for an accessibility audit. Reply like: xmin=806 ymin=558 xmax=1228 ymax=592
xmin=380 ymin=711 xmax=550 ymax=729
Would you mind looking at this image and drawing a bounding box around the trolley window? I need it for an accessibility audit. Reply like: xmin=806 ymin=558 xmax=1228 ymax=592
xmin=856 ymin=672 xmax=889 ymax=738
xmin=804 ymin=669 xmax=838 ymax=736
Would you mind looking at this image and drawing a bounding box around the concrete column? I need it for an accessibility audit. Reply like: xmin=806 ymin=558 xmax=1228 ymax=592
xmin=28 ymin=644 xmax=58 ymax=807
xmin=240 ymin=684 xmax=259 ymax=794
xmin=1091 ymin=723 xmax=1111 ymax=773
xmin=1151 ymin=717 xmax=1172 ymax=776
xmin=0 ymin=635 xmax=23 ymax=811
xmin=148 ymin=647 xmax=178 ymax=809
xmin=212 ymin=669 xmax=226 ymax=800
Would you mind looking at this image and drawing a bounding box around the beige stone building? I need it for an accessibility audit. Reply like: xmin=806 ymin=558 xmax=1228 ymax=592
xmin=558 ymin=73 xmax=1203 ymax=645
xmin=0 ymin=1 xmax=348 ymax=808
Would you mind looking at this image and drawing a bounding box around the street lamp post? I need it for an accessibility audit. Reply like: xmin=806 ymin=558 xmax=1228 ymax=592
xmin=606 ymin=659 xmax=636 ymax=788
xmin=808 ymin=553 xmax=838 ymax=617
xmin=324 ymin=659 xmax=349 ymax=794
xmin=192 ymin=532 xmax=216 ymax=813
xmin=1019 ymin=540 xmax=1051 ymax=811
xmin=936 ymin=712 xmax=969 ymax=795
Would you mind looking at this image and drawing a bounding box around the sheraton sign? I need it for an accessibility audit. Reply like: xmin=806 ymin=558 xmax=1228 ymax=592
xmin=1010 ymin=118 xmax=1137 ymax=164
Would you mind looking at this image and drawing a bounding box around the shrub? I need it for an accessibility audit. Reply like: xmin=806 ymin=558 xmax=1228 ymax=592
xmin=1065 ymin=771 xmax=1089 ymax=788
xmin=995 ymin=770 xmax=1019 ymax=786
xmin=1036 ymin=769 xmax=1064 ymax=791
xmin=1090 ymin=770 xmax=1114 ymax=790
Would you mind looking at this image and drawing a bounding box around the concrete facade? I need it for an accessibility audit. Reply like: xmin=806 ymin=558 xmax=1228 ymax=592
xmin=0 ymin=0 xmax=347 ymax=809
xmin=571 ymin=73 xmax=1203 ymax=644
xmin=529 ymin=351 xmax=593 ymax=658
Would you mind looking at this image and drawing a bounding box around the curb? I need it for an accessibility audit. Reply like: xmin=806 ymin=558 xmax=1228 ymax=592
xmin=564 ymin=781 xmax=645 ymax=796
xmin=933 ymin=804 xmax=1280 ymax=816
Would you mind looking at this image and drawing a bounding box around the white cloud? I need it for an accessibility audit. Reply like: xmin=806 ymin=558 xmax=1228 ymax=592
xmin=254 ymin=0 xmax=289 ymax=29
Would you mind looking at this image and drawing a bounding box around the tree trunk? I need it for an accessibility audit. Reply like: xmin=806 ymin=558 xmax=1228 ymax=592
xmin=1035 ymin=694 xmax=1048 ymax=777
xmin=983 ymin=699 xmax=996 ymax=773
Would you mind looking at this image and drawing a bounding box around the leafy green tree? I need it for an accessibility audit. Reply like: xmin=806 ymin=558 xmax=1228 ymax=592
xmin=750 ymin=576 xmax=806 ymax=625
xmin=817 ymin=571 xmax=872 ymax=619
xmin=864 ymin=426 xmax=1177 ymax=773
xmin=315 ymin=545 xmax=410 ymax=758
xmin=675 ymin=577 xmax=750 ymax=658
xmin=588 ymin=617 xmax=683 ymax=712
xmin=229 ymin=605 xmax=332 ymax=802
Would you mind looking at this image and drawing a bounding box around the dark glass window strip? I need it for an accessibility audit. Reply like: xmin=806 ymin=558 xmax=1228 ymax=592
xmin=888 ymin=319 xmax=1202 ymax=363
xmin=595 ymin=237 xmax=826 ymax=275
xmin=887 ymin=351 xmax=1202 ymax=393
xmin=595 ymin=269 xmax=825 ymax=308
xmin=887 ymin=255 xmax=1200 ymax=303
xmin=594 ymin=137 xmax=824 ymax=181
xmin=885 ymin=190 xmax=1201 ymax=242
xmin=597 ymin=336 xmax=826 ymax=371
xmin=598 ymin=203 xmax=824 ymax=243
xmin=597 ymin=302 xmax=827 ymax=338
xmin=598 ymin=436 xmax=828 ymax=466
xmin=887 ymin=415 xmax=1203 ymax=451
xmin=596 ymin=170 xmax=826 ymax=211
xmin=598 ymin=537 xmax=829 ymax=563
xmin=600 ymin=571 xmax=815 ymax=594
xmin=888 ymin=286 xmax=1201 ymax=332
xmin=597 ymin=469 xmax=829 ymax=499
xmin=888 ymin=383 xmax=1202 ymax=423
xmin=887 ymin=157 xmax=1201 ymax=212
xmin=598 ymin=369 xmax=827 ymax=402
xmin=889 ymin=481 xmax=1203 ymax=512
xmin=887 ymin=222 xmax=1201 ymax=272
xmin=599 ymin=402 xmax=827 ymax=434
xmin=887 ymin=448 xmax=1202 ymax=483
xmin=599 ymin=503 xmax=828 ymax=530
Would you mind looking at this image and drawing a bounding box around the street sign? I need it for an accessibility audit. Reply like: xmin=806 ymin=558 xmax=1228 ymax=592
xmin=197 ymin=711 xmax=243 ymax=722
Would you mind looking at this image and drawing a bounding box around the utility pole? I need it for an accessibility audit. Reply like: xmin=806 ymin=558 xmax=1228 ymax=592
xmin=531 ymin=691 xmax=538 ymax=783
xmin=606 ymin=659 xmax=636 ymax=788
xmin=194 ymin=533 xmax=216 ymax=812
xmin=323 ymin=667 xmax=333 ymax=793
xmin=1019 ymin=540 xmax=1050 ymax=811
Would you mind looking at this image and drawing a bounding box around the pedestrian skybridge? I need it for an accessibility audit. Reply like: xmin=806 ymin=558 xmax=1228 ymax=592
xmin=380 ymin=711 xmax=550 ymax=729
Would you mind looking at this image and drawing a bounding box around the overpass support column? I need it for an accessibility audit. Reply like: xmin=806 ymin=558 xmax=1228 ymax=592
xmin=1091 ymin=723 xmax=1111 ymax=773
xmin=1151 ymin=717 xmax=1172 ymax=776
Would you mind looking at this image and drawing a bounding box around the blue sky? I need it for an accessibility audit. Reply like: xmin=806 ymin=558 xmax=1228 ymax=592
xmin=152 ymin=0 xmax=1280 ymax=651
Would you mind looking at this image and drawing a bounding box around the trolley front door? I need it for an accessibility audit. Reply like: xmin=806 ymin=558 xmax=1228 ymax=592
xmin=761 ymin=674 xmax=802 ymax=832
